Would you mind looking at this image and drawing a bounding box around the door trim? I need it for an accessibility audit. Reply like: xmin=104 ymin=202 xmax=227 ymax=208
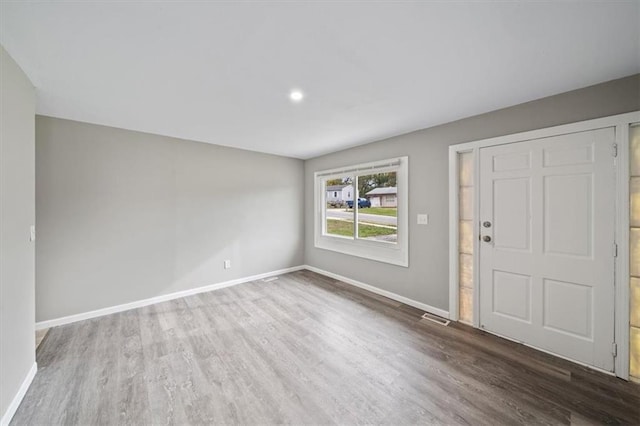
xmin=448 ymin=111 xmax=640 ymax=380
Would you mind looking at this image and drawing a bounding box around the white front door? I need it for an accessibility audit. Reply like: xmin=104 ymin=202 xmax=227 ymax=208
xmin=479 ymin=127 xmax=616 ymax=371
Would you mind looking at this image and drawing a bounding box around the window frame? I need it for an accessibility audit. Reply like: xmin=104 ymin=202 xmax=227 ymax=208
xmin=314 ymin=156 xmax=409 ymax=267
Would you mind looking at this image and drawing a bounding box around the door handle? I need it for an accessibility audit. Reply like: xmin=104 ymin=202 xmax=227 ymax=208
xmin=482 ymin=235 xmax=492 ymax=243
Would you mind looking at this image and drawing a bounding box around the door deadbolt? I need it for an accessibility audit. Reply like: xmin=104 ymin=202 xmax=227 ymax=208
xmin=482 ymin=235 xmax=492 ymax=243
xmin=483 ymin=221 xmax=492 ymax=228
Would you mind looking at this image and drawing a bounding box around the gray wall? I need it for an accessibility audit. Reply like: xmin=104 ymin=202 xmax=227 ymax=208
xmin=304 ymin=74 xmax=640 ymax=312
xmin=36 ymin=117 xmax=304 ymax=322
xmin=0 ymin=46 xmax=35 ymax=419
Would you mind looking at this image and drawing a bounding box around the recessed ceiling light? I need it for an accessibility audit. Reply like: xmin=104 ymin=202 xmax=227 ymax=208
xmin=289 ymin=90 xmax=304 ymax=102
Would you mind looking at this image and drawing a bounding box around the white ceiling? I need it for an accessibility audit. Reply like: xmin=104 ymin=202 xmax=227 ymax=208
xmin=1 ymin=1 xmax=638 ymax=159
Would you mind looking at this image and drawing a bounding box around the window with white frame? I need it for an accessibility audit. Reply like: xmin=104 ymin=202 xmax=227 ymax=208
xmin=314 ymin=157 xmax=409 ymax=267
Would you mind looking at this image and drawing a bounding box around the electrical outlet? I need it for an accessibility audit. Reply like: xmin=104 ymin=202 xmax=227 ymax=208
xmin=224 ymin=260 xmax=231 ymax=269
xmin=417 ymin=214 xmax=429 ymax=225
xmin=30 ymin=225 xmax=36 ymax=242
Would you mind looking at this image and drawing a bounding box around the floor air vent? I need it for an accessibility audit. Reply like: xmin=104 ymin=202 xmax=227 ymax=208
xmin=421 ymin=312 xmax=450 ymax=326
xmin=262 ymin=277 xmax=279 ymax=282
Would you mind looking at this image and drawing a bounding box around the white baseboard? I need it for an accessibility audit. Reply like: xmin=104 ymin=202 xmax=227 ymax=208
xmin=36 ymin=265 xmax=305 ymax=330
xmin=1 ymin=362 xmax=37 ymax=426
xmin=303 ymin=265 xmax=450 ymax=319
xmin=36 ymin=264 xmax=448 ymax=330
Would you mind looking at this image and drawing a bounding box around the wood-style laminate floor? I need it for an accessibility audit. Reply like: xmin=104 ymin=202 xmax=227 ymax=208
xmin=12 ymin=271 xmax=640 ymax=425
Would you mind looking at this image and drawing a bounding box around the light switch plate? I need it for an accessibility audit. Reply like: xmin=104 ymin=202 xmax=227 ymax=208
xmin=30 ymin=225 xmax=36 ymax=242
xmin=417 ymin=214 xmax=429 ymax=225
xmin=224 ymin=260 xmax=231 ymax=269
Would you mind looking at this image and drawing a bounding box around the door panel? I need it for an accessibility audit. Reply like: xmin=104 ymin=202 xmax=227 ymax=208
xmin=542 ymin=144 xmax=593 ymax=167
xmin=543 ymin=278 xmax=592 ymax=339
xmin=543 ymin=174 xmax=592 ymax=257
xmin=479 ymin=127 xmax=615 ymax=371
xmin=494 ymin=178 xmax=531 ymax=251
xmin=493 ymin=270 xmax=531 ymax=322
xmin=493 ymin=151 xmax=531 ymax=172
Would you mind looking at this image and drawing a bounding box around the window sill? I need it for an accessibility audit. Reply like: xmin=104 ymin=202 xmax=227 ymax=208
xmin=315 ymin=234 xmax=409 ymax=267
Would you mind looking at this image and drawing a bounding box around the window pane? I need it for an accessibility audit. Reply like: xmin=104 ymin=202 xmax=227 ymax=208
xmin=324 ymin=176 xmax=354 ymax=237
xmin=356 ymin=172 xmax=397 ymax=243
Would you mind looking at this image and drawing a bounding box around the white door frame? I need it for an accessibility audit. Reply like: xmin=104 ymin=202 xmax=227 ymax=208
xmin=448 ymin=111 xmax=640 ymax=380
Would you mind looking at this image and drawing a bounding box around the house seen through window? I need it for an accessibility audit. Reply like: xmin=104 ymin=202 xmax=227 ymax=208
xmin=323 ymin=173 xmax=398 ymax=243
xmin=315 ymin=157 xmax=408 ymax=266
